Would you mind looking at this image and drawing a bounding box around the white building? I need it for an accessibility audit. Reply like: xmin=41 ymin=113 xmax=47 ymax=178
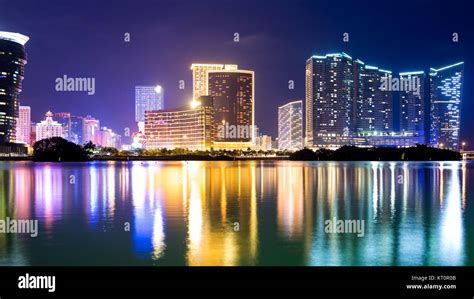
xmin=36 ymin=111 xmax=63 ymax=141
xmin=16 ymin=105 xmax=31 ymax=145
xmin=278 ymin=100 xmax=303 ymax=151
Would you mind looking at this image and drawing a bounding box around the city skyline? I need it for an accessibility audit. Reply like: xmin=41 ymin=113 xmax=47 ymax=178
xmin=1 ymin=0 xmax=471 ymax=148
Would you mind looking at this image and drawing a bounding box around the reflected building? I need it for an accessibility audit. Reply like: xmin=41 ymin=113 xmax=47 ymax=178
xmin=429 ymin=62 xmax=464 ymax=150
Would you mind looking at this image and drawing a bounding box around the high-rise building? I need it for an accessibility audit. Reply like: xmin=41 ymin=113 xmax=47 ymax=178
xmin=190 ymin=64 xmax=238 ymax=100
xmin=305 ymin=53 xmax=354 ymax=147
xmin=399 ymin=71 xmax=426 ymax=139
xmin=36 ymin=111 xmax=63 ymax=141
xmin=354 ymin=61 xmax=393 ymax=134
xmin=429 ymin=62 xmax=464 ymax=150
xmin=278 ymin=100 xmax=303 ymax=150
xmin=135 ymin=85 xmax=164 ymax=132
xmin=208 ymin=68 xmax=254 ymax=148
xmin=16 ymin=105 xmax=31 ymax=145
xmin=70 ymin=115 xmax=84 ymax=145
xmin=0 ymin=31 xmax=29 ymax=155
xmin=144 ymin=96 xmax=215 ymax=150
xmin=99 ymin=127 xmax=122 ymax=149
xmin=54 ymin=112 xmax=71 ymax=141
xmin=83 ymin=115 xmax=100 ymax=144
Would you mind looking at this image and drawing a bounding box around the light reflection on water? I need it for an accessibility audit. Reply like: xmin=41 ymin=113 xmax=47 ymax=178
xmin=0 ymin=160 xmax=472 ymax=266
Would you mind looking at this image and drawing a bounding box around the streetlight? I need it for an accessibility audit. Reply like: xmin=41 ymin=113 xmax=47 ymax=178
xmin=440 ymin=143 xmax=444 ymax=149
xmin=462 ymin=141 xmax=466 ymax=151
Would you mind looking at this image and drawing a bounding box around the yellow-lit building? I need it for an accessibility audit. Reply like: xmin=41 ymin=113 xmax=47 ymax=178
xmin=190 ymin=64 xmax=238 ymax=100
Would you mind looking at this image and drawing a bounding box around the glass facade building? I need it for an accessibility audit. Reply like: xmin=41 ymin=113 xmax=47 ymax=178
xmin=135 ymin=85 xmax=164 ymax=123
xmin=429 ymin=62 xmax=464 ymax=150
xmin=278 ymin=100 xmax=303 ymax=150
xmin=0 ymin=31 xmax=29 ymax=145
xmin=399 ymin=71 xmax=426 ymax=139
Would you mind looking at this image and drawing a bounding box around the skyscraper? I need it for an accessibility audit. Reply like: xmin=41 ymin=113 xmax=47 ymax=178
xmin=70 ymin=115 xmax=84 ymax=145
xmin=305 ymin=53 xmax=354 ymax=147
xmin=354 ymin=61 xmax=393 ymax=134
xmin=16 ymin=105 xmax=31 ymax=145
xmin=429 ymin=62 xmax=464 ymax=150
xmin=278 ymin=100 xmax=303 ymax=150
xmin=190 ymin=64 xmax=238 ymax=100
xmin=135 ymin=85 xmax=164 ymax=132
xmin=54 ymin=112 xmax=71 ymax=141
xmin=0 ymin=31 xmax=29 ymax=149
xmin=36 ymin=111 xmax=63 ymax=141
xmin=399 ymin=71 xmax=426 ymax=138
xmin=208 ymin=68 xmax=255 ymax=148
xmin=83 ymin=115 xmax=100 ymax=144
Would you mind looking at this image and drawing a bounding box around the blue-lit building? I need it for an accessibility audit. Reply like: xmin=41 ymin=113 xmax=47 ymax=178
xmin=354 ymin=60 xmax=393 ymax=134
xmin=305 ymin=53 xmax=354 ymax=147
xmin=70 ymin=115 xmax=84 ymax=145
xmin=135 ymin=85 xmax=164 ymax=133
xmin=399 ymin=71 xmax=426 ymax=140
xmin=429 ymin=62 xmax=464 ymax=151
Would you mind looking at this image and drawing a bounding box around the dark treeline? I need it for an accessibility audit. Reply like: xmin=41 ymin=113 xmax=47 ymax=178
xmin=289 ymin=145 xmax=461 ymax=161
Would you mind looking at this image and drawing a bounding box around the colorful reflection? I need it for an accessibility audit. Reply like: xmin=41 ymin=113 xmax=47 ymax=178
xmin=0 ymin=160 xmax=472 ymax=266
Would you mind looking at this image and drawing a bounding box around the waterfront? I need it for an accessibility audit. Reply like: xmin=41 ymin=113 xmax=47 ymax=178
xmin=0 ymin=160 xmax=472 ymax=266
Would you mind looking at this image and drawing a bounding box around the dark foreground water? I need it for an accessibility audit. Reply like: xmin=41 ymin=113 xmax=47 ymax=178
xmin=0 ymin=160 xmax=473 ymax=266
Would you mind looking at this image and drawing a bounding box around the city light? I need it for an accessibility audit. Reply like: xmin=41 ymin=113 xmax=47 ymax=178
xmin=190 ymin=99 xmax=201 ymax=109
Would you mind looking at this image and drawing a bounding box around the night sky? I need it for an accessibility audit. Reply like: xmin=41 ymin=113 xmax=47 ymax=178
xmin=1 ymin=0 xmax=472 ymax=147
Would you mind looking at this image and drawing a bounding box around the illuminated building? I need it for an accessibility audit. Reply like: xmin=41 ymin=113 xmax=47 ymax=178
xmin=190 ymin=64 xmax=238 ymax=100
xmin=429 ymin=62 xmax=464 ymax=150
xmin=144 ymin=96 xmax=215 ymax=150
xmin=70 ymin=115 xmax=83 ymax=145
xmin=399 ymin=71 xmax=426 ymax=139
xmin=0 ymin=31 xmax=29 ymax=156
xmin=354 ymin=60 xmax=393 ymax=134
xmin=36 ymin=111 xmax=63 ymax=141
xmin=99 ymin=127 xmax=122 ymax=148
xmin=305 ymin=53 xmax=354 ymax=147
xmin=278 ymin=100 xmax=303 ymax=150
xmin=208 ymin=68 xmax=254 ymax=149
xmin=135 ymin=85 xmax=164 ymax=133
xmin=54 ymin=112 xmax=71 ymax=141
xmin=254 ymin=134 xmax=273 ymax=150
xmin=16 ymin=105 xmax=31 ymax=145
xmin=83 ymin=115 xmax=100 ymax=144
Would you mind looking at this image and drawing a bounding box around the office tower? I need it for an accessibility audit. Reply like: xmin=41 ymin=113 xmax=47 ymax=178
xmin=305 ymin=53 xmax=354 ymax=147
xmin=0 ymin=31 xmax=29 ymax=155
xmin=278 ymin=100 xmax=303 ymax=150
xmin=54 ymin=112 xmax=71 ymax=141
xmin=83 ymin=115 xmax=100 ymax=144
xmin=36 ymin=111 xmax=64 ymax=141
xmin=354 ymin=60 xmax=393 ymax=134
xmin=16 ymin=105 xmax=31 ymax=145
xmin=429 ymin=62 xmax=464 ymax=150
xmin=99 ymin=127 xmax=121 ymax=148
xmin=399 ymin=71 xmax=426 ymax=139
xmin=144 ymin=96 xmax=215 ymax=150
xmin=190 ymin=64 xmax=238 ymax=100
xmin=70 ymin=115 xmax=84 ymax=145
xmin=135 ymin=85 xmax=164 ymax=132
xmin=208 ymin=68 xmax=254 ymax=148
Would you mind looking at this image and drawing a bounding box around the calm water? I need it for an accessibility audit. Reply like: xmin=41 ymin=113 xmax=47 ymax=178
xmin=0 ymin=160 xmax=473 ymax=266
